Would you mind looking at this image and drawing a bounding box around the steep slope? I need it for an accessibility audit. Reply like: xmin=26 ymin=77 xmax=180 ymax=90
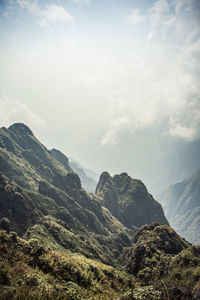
xmin=0 ymin=123 xmax=67 ymax=190
xmin=158 ymin=169 xmax=200 ymax=244
xmin=0 ymin=123 xmax=136 ymax=266
xmin=96 ymin=172 xmax=168 ymax=229
xmin=0 ymin=123 xmax=97 ymax=193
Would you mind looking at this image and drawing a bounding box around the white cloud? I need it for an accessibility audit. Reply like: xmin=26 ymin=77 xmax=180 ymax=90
xmin=12 ymin=1 xmax=74 ymax=27
xmin=127 ymin=9 xmax=146 ymax=25
xmin=169 ymin=124 xmax=196 ymax=141
xmin=39 ymin=4 xmax=73 ymax=28
xmin=0 ymin=98 xmax=47 ymax=131
xmin=147 ymin=0 xmax=171 ymax=42
xmin=148 ymin=0 xmax=200 ymax=43
xmin=16 ymin=0 xmax=40 ymax=14
xmin=101 ymin=117 xmax=131 ymax=146
xmin=1 ymin=0 xmax=200 ymax=147
xmin=100 ymin=0 xmax=200 ymax=145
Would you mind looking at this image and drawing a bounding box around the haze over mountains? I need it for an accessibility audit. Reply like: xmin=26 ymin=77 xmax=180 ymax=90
xmin=159 ymin=170 xmax=200 ymax=245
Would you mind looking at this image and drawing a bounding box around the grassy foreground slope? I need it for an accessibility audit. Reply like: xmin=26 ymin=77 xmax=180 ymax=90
xmin=0 ymin=230 xmax=134 ymax=300
xmin=2 ymin=224 xmax=200 ymax=300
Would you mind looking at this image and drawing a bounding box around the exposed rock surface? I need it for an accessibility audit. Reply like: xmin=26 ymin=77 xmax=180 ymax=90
xmin=96 ymin=172 xmax=168 ymax=228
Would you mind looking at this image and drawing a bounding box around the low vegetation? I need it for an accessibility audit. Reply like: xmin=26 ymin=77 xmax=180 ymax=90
xmin=0 ymin=230 xmax=134 ymax=300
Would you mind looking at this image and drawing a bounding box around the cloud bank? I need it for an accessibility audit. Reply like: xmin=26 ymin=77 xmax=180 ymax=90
xmin=5 ymin=0 xmax=74 ymax=27
xmin=0 ymin=98 xmax=47 ymax=131
xmin=101 ymin=0 xmax=200 ymax=146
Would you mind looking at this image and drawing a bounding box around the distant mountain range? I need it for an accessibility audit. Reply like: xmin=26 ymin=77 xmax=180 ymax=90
xmin=158 ymin=169 xmax=200 ymax=244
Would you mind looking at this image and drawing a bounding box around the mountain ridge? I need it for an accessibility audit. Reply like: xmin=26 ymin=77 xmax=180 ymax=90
xmin=158 ymin=169 xmax=200 ymax=244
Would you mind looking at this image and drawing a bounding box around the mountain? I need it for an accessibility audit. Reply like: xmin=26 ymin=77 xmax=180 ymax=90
xmin=158 ymin=169 xmax=200 ymax=244
xmin=0 ymin=123 xmax=137 ymax=267
xmin=96 ymin=171 xmax=169 ymax=229
xmin=3 ymin=122 xmax=199 ymax=299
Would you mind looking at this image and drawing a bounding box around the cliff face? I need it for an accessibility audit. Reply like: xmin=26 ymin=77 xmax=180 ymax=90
xmin=96 ymin=172 xmax=169 ymax=228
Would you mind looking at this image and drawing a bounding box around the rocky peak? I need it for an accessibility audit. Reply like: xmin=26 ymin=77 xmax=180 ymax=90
xmin=8 ymin=123 xmax=34 ymax=137
xmin=96 ymin=172 xmax=113 ymax=192
xmin=96 ymin=171 xmax=118 ymax=216
xmin=96 ymin=171 xmax=169 ymax=228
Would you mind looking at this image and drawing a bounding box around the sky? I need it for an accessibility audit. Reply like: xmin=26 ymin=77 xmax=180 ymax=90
xmin=0 ymin=0 xmax=200 ymax=193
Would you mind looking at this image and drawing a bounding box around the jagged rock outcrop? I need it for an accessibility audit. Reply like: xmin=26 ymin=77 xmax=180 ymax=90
xmin=96 ymin=172 xmax=168 ymax=229
xmin=50 ymin=148 xmax=72 ymax=172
